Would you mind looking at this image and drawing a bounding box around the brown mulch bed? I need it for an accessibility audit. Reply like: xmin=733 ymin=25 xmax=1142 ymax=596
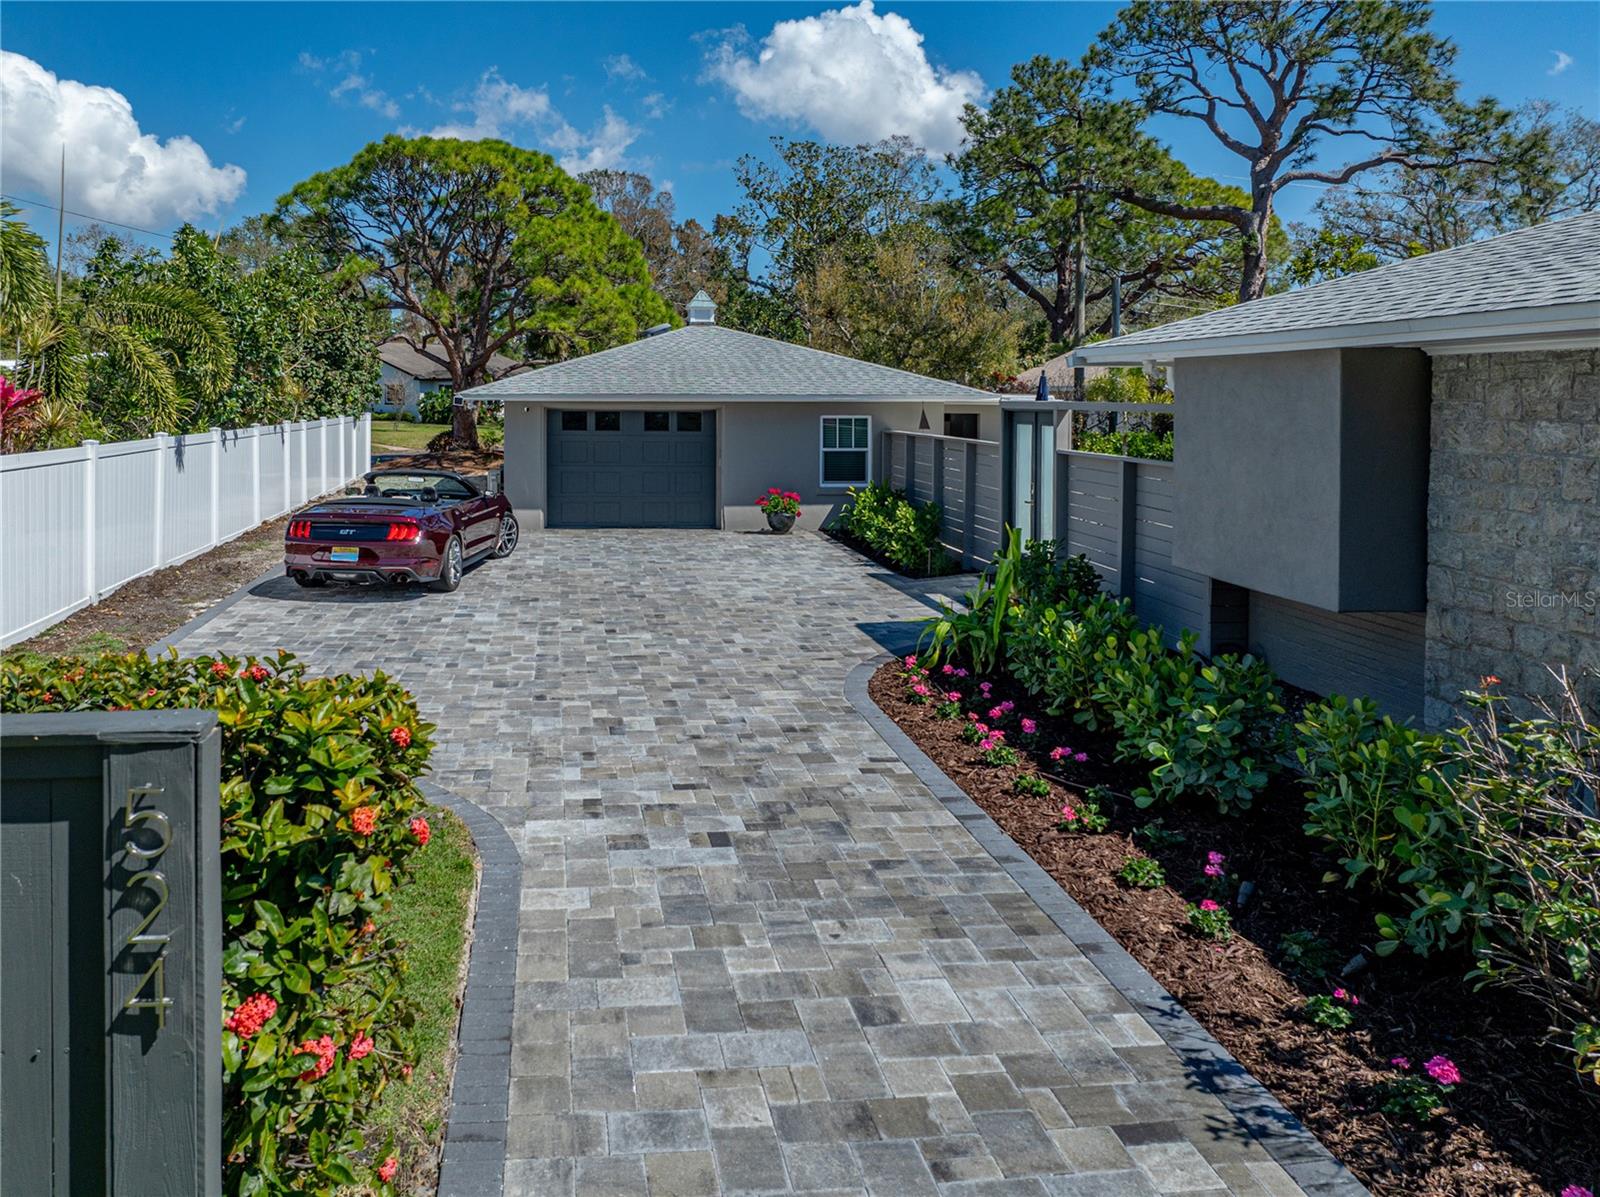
xmin=869 ymin=661 xmax=1600 ymax=1197
xmin=8 ymin=517 xmax=290 ymax=659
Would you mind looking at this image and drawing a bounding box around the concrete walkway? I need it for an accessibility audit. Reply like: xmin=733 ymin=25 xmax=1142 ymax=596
xmin=174 ymin=530 xmax=1312 ymax=1196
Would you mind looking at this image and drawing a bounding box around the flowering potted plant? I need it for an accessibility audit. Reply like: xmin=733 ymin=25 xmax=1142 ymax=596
xmin=756 ymin=487 xmax=802 ymax=534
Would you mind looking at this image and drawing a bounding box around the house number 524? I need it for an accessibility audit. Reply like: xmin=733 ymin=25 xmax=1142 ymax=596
xmin=121 ymin=785 xmax=175 ymax=1028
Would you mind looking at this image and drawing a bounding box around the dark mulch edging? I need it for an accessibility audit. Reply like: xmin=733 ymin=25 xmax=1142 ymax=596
xmin=417 ymin=781 xmax=520 ymax=1197
xmin=866 ymin=660 xmax=1600 ymax=1197
xmin=824 ymin=527 xmax=965 ymax=579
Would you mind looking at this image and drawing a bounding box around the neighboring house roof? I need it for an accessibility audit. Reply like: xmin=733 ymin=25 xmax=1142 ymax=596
xmin=458 ymin=324 xmax=996 ymax=401
xmin=1074 ymin=213 xmax=1600 ymax=364
xmin=378 ymin=338 xmax=524 ymax=382
xmin=1005 ymin=354 xmax=1109 ymax=394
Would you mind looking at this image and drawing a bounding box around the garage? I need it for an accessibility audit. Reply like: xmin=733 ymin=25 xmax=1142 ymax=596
xmin=547 ymin=409 xmax=716 ymax=528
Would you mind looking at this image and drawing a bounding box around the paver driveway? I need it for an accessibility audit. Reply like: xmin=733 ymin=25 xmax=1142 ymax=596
xmin=175 ymin=530 xmax=1308 ymax=1196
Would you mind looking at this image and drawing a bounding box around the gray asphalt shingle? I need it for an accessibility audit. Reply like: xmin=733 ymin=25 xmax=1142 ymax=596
xmin=1076 ymin=212 xmax=1600 ymax=359
xmin=459 ymin=324 xmax=995 ymax=400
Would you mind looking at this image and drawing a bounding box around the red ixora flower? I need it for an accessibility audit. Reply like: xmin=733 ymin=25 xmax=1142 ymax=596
xmin=224 ymin=993 xmax=278 ymax=1039
xmin=389 ymin=725 xmax=412 ymax=748
xmin=210 ymin=661 xmax=231 ymax=677
xmin=246 ymin=664 xmax=270 ymax=682
xmin=409 ymin=816 xmax=431 ymax=847
xmin=378 ymin=1157 xmax=399 ymax=1183
xmin=1481 ymin=674 xmax=1502 ymax=687
xmin=295 ymin=1035 xmax=337 ymax=1082
xmin=351 ymin=806 xmax=379 ymax=836
xmin=347 ymin=1031 xmax=375 ymax=1060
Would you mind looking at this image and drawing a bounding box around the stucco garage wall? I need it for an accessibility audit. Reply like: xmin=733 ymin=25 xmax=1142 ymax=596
xmin=1424 ymin=349 xmax=1599 ymax=725
xmin=719 ymin=400 xmax=949 ymax=531
xmin=503 ymin=401 xmax=548 ymax=528
xmin=502 ymin=400 xmax=979 ymax=531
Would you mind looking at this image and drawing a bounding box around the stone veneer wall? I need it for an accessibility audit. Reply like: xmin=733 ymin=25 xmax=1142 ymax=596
xmin=1424 ymin=349 xmax=1599 ymax=726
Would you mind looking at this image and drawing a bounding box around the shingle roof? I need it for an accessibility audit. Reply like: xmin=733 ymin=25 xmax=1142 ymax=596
xmin=379 ymin=338 xmax=524 ymax=382
xmin=1075 ymin=213 xmax=1600 ymax=363
xmin=458 ymin=324 xmax=995 ymax=400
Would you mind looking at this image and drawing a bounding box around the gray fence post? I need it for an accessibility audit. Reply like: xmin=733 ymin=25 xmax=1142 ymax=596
xmin=1 ymin=711 xmax=223 ymax=1197
xmin=1117 ymin=459 xmax=1139 ymax=600
xmin=962 ymin=440 xmax=978 ymax=568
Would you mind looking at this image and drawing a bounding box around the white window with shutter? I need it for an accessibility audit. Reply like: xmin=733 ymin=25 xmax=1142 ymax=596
xmin=819 ymin=415 xmax=871 ymax=487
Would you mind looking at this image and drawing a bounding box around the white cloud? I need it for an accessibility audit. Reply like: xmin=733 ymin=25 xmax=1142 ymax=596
xmin=1549 ymin=50 xmax=1574 ymax=76
xmin=604 ymin=54 xmax=647 ymax=83
xmin=300 ymin=49 xmax=399 ymax=119
xmin=642 ymin=91 xmax=670 ymax=120
xmin=421 ymin=69 xmax=640 ymax=174
xmin=703 ymin=0 xmax=983 ymax=156
xmin=0 ymin=50 xmax=246 ymax=227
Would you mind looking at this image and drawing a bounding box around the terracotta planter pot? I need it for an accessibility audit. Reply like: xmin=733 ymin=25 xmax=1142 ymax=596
xmin=766 ymin=510 xmax=797 ymax=534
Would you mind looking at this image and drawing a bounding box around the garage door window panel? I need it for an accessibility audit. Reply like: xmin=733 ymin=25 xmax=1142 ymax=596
xmin=595 ymin=412 xmax=621 ymax=431
xmin=644 ymin=412 xmax=671 ymax=431
xmin=821 ymin=416 xmax=871 ymax=486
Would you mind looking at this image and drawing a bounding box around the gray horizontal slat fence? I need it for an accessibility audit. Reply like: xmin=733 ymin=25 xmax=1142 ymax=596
xmin=879 ymin=430 xmax=1002 ymax=569
xmin=1059 ymin=450 xmax=1213 ymax=650
xmin=1249 ymin=593 xmax=1426 ymax=720
xmin=1 ymin=416 xmax=371 ymax=647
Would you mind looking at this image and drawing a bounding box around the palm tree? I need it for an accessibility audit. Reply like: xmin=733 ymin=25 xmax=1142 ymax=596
xmin=0 ymin=203 xmax=235 ymax=446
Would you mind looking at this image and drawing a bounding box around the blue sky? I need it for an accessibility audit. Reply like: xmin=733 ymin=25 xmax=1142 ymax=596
xmin=3 ymin=1 xmax=1597 ymax=256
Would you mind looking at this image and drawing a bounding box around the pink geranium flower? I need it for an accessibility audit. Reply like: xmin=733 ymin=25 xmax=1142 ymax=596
xmin=1060 ymin=804 xmax=1078 ymax=821
xmin=1423 ymin=1055 xmax=1461 ymax=1085
xmin=1559 ymin=1187 xmax=1594 ymax=1197
xmin=1199 ymin=899 xmax=1222 ymax=912
xmin=1204 ymin=851 xmax=1226 ymax=877
xmin=1020 ymin=718 xmax=1038 ymax=735
xmin=1074 ymin=752 xmax=1088 ymax=763
xmin=1389 ymin=1056 xmax=1411 ymax=1070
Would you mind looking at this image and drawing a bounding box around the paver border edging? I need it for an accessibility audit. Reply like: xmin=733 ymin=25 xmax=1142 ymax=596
xmin=845 ymin=657 xmax=1370 ymax=1197
xmin=417 ymin=780 xmax=520 ymax=1197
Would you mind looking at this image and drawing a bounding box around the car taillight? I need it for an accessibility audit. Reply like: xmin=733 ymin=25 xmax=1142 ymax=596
xmin=386 ymin=521 xmax=421 ymax=543
xmin=288 ymin=520 xmax=311 ymax=539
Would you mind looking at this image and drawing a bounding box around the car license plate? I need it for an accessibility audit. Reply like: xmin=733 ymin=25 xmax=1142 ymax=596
xmin=329 ymin=548 xmax=359 ymax=562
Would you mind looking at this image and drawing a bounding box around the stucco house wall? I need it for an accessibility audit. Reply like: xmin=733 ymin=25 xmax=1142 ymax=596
xmin=502 ymin=399 xmax=988 ymax=531
xmin=376 ymin=363 xmax=446 ymax=419
xmin=1423 ymin=348 xmax=1599 ymax=724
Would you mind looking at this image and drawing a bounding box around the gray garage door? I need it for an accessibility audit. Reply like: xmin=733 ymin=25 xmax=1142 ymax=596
xmin=548 ymin=409 xmax=716 ymax=528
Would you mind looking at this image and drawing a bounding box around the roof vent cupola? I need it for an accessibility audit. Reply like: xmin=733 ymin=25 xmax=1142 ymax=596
xmin=686 ymin=290 xmax=717 ymax=325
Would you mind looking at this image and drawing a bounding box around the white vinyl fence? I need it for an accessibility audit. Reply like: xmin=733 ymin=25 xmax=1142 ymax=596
xmin=1 ymin=415 xmax=371 ymax=647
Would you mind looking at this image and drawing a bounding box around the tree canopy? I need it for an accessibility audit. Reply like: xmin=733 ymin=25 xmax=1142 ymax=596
xmin=945 ymin=55 xmax=1282 ymax=345
xmin=278 ymin=136 xmax=673 ymax=445
xmin=1088 ymin=0 xmax=1526 ymax=299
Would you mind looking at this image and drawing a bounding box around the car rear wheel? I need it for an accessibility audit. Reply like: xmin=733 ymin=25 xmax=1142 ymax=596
xmin=492 ymin=514 xmax=520 ymax=558
xmin=293 ymin=572 xmax=326 ymax=588
xmin=431 ymin=536 xmax=464 ymax=593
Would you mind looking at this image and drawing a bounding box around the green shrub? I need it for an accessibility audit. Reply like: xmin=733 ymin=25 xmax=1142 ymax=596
xmin=1297 ymin=696 xmax=1451 ymax=893
xmin=1013 ymin=772 xmax=1051 ymax=797
xmin=414 ymin=387 xmax=454 ymax=425
xmin=1006 ymin=592 xmax=1139 ymax=718
xmin=832 ymin=480 xmax=955 ymax=575
xmin=1303 ymin=991 xmax=1358 ymax=1029
xmin=1083 ymin=367 xmax=1167 ymax=405
xmin=1012 ymin=539 xmax=1102 ymax=609
xmin=1117 ymin=855 xmax=1166 ymax=888
xmin=1186 ymin=899 xmax=1233 ymax=940
xmin=1449 ymin=680 xmax=1600 ymax=1085
xmin=1278 ymin=930 xmax=1342 ymax=981
xmin=1 ymin=651 xmax=435 ymax=1195
xmin=1072 ymin=425 xmax=1174 ymax=461
xmin=1092 ymin=629 xmax=1283 ymax=813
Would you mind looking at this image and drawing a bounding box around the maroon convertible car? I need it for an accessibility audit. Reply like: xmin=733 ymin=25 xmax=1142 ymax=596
xmin=284 ymin=468 xmax=517 ymax=592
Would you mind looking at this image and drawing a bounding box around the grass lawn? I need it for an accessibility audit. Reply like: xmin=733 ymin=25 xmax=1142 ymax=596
xmin=353 ymin=806 xmax=477 ymax=1195
xmin=370 ymin=418 xmax=452 ymax=451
